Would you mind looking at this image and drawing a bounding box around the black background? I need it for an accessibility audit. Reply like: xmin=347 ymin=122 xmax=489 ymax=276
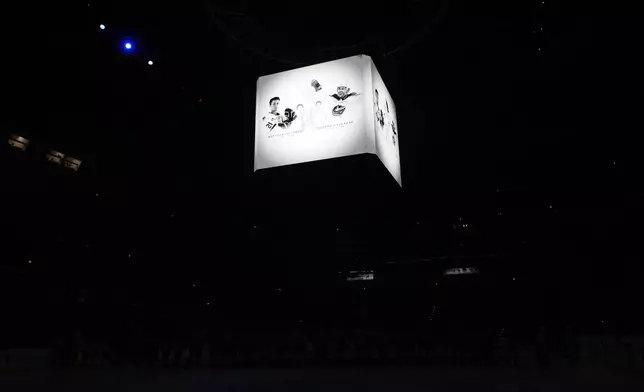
xmin=1 ymin=0 xmax=643 ymax=346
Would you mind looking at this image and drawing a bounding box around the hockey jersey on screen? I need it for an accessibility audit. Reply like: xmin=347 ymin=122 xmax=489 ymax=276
xmin=262 ymin=112 xmax=285 ymax=131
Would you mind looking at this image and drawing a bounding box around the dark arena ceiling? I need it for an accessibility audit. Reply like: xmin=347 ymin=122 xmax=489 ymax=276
xmin=203 ymin=0 xmax=449 ymax=65
xmin=2 ymin=0 xmax=643 ymax=314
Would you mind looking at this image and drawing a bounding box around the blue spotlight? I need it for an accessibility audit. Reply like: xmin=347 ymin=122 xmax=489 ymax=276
xmin=123 ymin=41 xmax=133 ymax=51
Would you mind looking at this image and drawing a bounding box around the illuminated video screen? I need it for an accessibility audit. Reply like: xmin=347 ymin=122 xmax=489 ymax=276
xmin=255 ymin=55 xmax=401 ymax=186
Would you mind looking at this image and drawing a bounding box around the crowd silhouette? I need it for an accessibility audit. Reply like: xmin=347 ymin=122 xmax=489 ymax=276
xmin=43 ymin=321 xmax=644 ymax=372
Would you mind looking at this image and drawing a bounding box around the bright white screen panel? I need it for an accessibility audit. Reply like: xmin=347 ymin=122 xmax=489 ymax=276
xmin=254 ymin=54 xmax=401 ymax=187
xmin=371 ymin=63 xmax=402 ymax=186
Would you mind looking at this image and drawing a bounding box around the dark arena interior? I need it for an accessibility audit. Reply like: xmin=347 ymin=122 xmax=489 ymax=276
xmin=1 ymin=0 xmax=644 ymax=390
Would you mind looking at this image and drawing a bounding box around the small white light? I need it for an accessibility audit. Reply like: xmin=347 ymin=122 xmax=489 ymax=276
xmin=192 ymin=284 xmax=196 ymax=287
xmin=550 ymin=205 xmax=553 ymax=209
xmin=512 ymin=277 xmax=516 ymax=281
xmin=540 ymin=28 xmax=543 ymax=31
xmin=148 ymin=60 xmax=153 ymax=66
xmin=128 ymin=254 xmax=132 ymax=258
xmin=99 ymin=24 xmax=105 ymax=30
xmin=499 ymin=213 xmax=502 ymax=216
xmin=538 ymin=48 xmax=541 ymax=51
xmin=207 ymin=302 xmax=210 ymax=306
xmin=96 ymin=193 xmax=99 ymax=197
xmin=613 ymin=162 xmax=616 ymax=165
xmin=28 ymin=260 xmax=32 ymax=264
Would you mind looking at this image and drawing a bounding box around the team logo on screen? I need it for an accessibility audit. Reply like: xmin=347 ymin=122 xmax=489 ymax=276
xmin=330 ymin=86 xmax=360 ymax=101
xmin=283 ymin=108 xmax=297 ymax=126
xmin=332 ymin=105 xmax=346 ymax=116
xmin=311 ymin=79 xmax=323 ymax=92
xmin=376 ymin=109 xmax=385 ymax=128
